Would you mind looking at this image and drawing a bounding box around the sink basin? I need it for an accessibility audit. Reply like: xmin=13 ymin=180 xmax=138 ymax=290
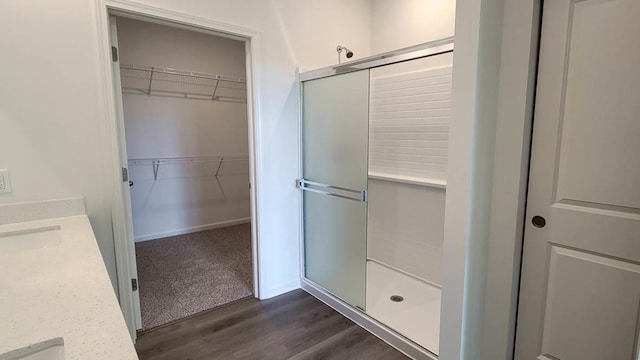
xmin=0 ymin=338 xmax=65 ymax=360
xmin=0 ymin=226 xmax=61 ymax=252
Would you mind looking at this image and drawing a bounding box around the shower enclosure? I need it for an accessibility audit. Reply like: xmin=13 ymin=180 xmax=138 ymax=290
xmin=298 ymin=38 xmax=453 ymax=359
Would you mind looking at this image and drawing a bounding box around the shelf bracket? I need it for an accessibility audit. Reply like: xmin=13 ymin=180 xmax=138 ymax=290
xmin=152 ymin=160 xmax=160 ymax=181
xmin=214 ymin=158 xmax=224 ymax=177
xmin=215 ymin=175 xmax=227 ymax=199
xmin=147 ymin=67 xmax=155 ymax=95
xmin=211 ymin=78 xmax=220 ymax=100
xmin=214 ymin=158 xmax=226 ymax=198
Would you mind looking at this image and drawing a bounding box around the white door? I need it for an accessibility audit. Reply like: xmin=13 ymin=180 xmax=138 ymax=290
xmin=108 ymin=16 xmax=143 ymax=331
xmin=515 ymin=0 xmax=640 ymax=359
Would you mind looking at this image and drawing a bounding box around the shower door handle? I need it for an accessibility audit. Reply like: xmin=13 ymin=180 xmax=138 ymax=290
xmin=297 ymin=179 xmax=367 ymax=202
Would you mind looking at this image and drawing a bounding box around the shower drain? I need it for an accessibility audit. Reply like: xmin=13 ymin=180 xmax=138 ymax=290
xmin=390 ymin=295 xmax=404 ymax=303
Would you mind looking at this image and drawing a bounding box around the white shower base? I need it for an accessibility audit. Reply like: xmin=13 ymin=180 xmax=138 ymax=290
xmin=366 ymin=260 xmax=441 ymax=355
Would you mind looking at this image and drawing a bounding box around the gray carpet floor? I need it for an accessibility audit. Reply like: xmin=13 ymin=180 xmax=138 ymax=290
xmin=135 ymin=223 xmax=253 ymax=330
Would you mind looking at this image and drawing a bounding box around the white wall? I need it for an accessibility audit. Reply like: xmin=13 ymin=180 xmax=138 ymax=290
xmin=117 ymin=18 xmax=246 ymax=78
xmin=272 ymin=0 xmax=372 ymax=71
xmin=367 ymin=179 xmax=445 ymax=284
xmin=440 ymin=0 xmax=511 ymax=357
xmin=0 ymin=0 xmax=372 ymax=296
xmin=116 ymin=18 xmax=250 ymax=241
xmin=0 ymin=0 xmax=118 ymax=286
xmin=481 ymin=1 xmax=540 ymax=359
xmin=370 ymin=0 xmax=456 ymax=54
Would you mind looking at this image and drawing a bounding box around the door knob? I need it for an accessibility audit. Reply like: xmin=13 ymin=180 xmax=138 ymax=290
xmin=532 ymin=215 xmax=546 ymax=228
xmin=129 ymin=180 xmax=134 ymax=187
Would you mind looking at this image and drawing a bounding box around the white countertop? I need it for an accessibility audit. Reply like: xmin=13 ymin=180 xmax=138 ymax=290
xmin=0 ymin=212 xmax=138 ymax=359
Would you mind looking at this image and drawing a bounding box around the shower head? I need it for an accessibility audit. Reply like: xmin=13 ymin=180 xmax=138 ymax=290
xmin=336 ymin=45 xmax=354 ymax=63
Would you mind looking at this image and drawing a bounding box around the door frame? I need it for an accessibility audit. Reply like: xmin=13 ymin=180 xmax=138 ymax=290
xmin=95 ymin=0 xmax=265 ymax=339
xmin=439 ymin=0 xmax=542 ymax=359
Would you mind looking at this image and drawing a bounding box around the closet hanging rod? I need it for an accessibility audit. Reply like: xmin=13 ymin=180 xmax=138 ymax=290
xmin=122 ymin=88 xmax=247 ymax=104
xmin=128 ymin=155 xmax=248 ymax=166
xmin=119 ymin=89 xmax=247 ymax=103
xmin=120 ymin=64 xmax=246 ymax=84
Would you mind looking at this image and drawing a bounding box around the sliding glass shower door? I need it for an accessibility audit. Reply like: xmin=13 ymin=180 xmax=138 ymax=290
xmin=301 ymin=70 xmax=370 ymax=310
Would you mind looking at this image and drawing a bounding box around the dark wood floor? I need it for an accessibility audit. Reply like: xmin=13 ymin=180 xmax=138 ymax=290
xmin=135 ymin=289 xmax=409 ymax=360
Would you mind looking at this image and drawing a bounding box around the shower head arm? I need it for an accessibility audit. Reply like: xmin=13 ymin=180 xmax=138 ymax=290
xmin=336 ymin=45 xmax=354 ymax=64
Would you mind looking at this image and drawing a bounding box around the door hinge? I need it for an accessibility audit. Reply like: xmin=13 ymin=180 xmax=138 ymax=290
xmin=131 ymin=278 xmax=138 ymax=291
xmin=122 ymin=167 xmax=129 ymax=182
xmin=111 ymin=46 xmax=118 ymax=62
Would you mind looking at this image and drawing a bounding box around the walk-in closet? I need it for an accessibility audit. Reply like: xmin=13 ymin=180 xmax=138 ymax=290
xmin=114 ymin=17 xmax=253 ymax=331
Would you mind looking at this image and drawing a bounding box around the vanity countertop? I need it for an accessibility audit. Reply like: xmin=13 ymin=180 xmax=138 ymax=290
xmin=0 ymin=206 xmax=138 ymax=359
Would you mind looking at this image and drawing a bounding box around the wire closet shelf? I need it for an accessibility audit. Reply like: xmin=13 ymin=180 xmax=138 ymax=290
xmin=128 ymin=155 xmax=249 ymax=181
xmin=120 ymin=64 xmax=247 ymax=103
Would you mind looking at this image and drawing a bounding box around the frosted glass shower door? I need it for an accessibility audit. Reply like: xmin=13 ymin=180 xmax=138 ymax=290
xmin=301 ymin=70 xmax=369 ymax=310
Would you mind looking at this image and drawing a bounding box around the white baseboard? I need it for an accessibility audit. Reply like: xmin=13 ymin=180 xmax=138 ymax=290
xmin=301 ymin=279 xmax=437 ymax=360
xmin=259 ymin=279 xmax=301 ymax=300
xmin=134 ymin=217 xmax=251 ymax=242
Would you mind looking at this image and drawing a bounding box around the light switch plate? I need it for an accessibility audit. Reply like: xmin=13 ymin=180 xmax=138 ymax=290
xmin=0 ymin=169 xmax=11 ymax=193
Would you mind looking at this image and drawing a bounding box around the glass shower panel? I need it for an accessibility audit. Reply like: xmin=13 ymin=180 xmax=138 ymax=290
xmin=302 ymin=69 xmax=370 ymax=310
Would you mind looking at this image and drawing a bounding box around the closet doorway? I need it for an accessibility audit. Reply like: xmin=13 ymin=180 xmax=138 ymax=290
xmin=109 ymin=15 xmax=256 ymax=332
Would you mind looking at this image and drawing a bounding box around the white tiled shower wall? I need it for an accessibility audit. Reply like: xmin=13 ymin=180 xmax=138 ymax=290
xmin=367 ymin=53 xmax=453 ymax=286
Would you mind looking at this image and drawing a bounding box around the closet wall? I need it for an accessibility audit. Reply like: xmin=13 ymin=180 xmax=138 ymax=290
xmin=117 ymin=18 xmax=250 ymax=242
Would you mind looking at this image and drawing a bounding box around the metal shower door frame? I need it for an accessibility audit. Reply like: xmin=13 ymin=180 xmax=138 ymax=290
xmin=295 ymin=37 xmax=454 ymax=360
